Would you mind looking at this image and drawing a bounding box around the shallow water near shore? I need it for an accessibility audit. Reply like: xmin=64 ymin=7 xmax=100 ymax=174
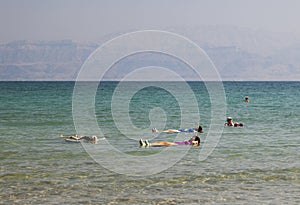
xmin=0 ymin=81 xmax=299 ymax=204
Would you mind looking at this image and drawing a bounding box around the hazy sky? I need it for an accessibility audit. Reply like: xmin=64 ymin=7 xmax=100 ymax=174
xmin=1 ymin=0 xmax=300 ymax=43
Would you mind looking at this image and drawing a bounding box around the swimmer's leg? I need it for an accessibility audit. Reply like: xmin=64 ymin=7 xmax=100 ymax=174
xmin=139 ymin=139 xmax=146 ymax=147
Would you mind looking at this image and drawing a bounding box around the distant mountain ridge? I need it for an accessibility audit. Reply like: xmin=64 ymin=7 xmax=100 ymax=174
xmin=0 ymin=40 xmax=98 ymax=80
xmin=1 ymin=26 xmax=300 ymax=81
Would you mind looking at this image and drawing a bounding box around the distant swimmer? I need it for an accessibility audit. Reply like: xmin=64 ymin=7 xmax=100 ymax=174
xmin=60 ymin=134 xmax=98 ymax=143
xmin=154 ymin=125 xmax=203 ymax=133
xmin=139 ymin=135 xmax=201 ymax=147
xmin=243 ymin=96 xmax=249 ymax=103
xmin=224 ymin=117 xmax=244 ymax=127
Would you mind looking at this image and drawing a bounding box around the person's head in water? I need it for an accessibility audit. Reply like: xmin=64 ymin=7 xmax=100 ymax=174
xmin=225 ymin=117 xmax=234 ymax=126
xmin=197 ymin=125 xmax=203 ymax=133
xmin=192 ymin=136 xmax=201 ymax=146
xmin=227 ymin=117 xmax=233 ymax=123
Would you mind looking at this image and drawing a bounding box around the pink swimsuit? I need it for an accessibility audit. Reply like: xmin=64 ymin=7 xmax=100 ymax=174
xmin=174 ymin=140 xmax=192 ymax=145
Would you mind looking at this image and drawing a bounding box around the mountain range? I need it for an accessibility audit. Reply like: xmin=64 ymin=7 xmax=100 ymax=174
xmin=1 ymin=26 xmax=300 ymax=81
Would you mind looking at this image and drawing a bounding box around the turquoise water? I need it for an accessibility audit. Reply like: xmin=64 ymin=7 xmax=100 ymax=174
xmin=0 ymin=81 xmax=299 ymax=204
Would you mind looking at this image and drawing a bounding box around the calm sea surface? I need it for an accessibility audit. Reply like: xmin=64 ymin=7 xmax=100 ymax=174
xmin=0 ymin=81 xmax=299 ymax=204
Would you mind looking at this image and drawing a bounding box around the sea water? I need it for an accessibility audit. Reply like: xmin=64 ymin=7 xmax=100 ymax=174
xmin=0 ymin=81 xmax=299 ymax=204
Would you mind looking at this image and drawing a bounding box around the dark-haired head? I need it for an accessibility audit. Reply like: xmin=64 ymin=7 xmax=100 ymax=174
xmin=197 ymin=126 xmax=203 ymax=133
xmin=194 ymin=136 xmax=200 ymax=146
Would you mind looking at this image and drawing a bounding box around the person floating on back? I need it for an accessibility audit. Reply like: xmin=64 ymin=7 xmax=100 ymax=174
xmin=140 ymin=135 xmax=201 ymax=147
xmin=60 ymin=134 xmax=98 ymax=142
xmin=152 ymin=125 xmax=203 ymax=133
